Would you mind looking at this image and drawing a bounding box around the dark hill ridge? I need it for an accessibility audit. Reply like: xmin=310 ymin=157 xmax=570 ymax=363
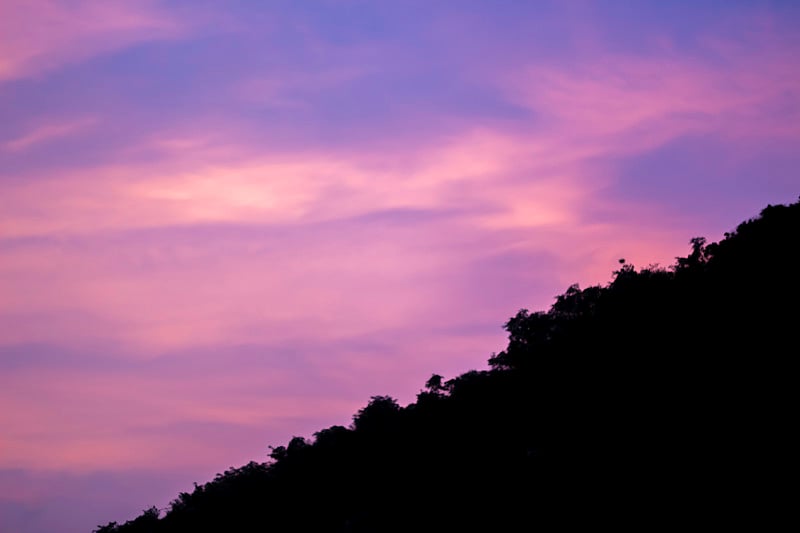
xmin=96 ymin=199 xmax=800 ymax=532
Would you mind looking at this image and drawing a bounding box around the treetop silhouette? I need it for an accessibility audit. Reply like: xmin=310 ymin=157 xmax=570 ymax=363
xmin=95 ymin=198 xmax=800 ymax=532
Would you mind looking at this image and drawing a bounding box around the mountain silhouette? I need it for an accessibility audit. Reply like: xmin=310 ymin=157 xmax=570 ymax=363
xmin=95 ymin=198 xmax=800 ymax=532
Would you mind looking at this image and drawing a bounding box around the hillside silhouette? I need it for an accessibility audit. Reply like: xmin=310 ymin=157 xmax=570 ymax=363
xmin=95 ymin=199 xmax=799 ymax=532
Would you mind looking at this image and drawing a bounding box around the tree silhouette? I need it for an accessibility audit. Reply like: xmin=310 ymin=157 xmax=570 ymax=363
xmin=94 ymin=197 xmax=800 ymax=532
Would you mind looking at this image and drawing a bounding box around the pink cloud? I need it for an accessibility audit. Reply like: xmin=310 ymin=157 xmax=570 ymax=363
xmin=0 ymin=108 xmax=722 ymax=357
xmin=0 ymin=0 xmax=184 ymax=82
xmin=3 ymin=118 xmax=97 ymax=152
xmin=0 ymin=353 xmax=365 ymax=471
xmin=505 ymin=43 xmax=800 ymax=152
xmin=0 ymin=127 xmax=585 ymax=239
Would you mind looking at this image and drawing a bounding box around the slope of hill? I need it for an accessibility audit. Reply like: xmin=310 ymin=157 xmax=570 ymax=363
xmin=96 ymin=199 xmax=800 ymax=532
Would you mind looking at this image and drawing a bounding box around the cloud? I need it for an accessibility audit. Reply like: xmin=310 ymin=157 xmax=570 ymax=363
xmin=0 ymin=127 xmax=587 ymax=239
xmin=0 ymin=467 xmax=201 ymax=533
xmin=3 ymin=118 xmax=97 ymax=152
xmin=7 ymin=30 xmax=798 ymax=354
xmin=0 ymin=0 xmax=184 ymax=83
xmin=506 ymin=51 xmax=800 ymax=154
xmin=0 ymin=340 xmax=362 ymax=471
xmin=2 ymin=19 xmax=797 ymax=373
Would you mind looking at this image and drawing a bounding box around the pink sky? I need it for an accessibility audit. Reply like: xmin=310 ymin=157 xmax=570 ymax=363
xmin=1 ymin=2 xmax=799 ymax=532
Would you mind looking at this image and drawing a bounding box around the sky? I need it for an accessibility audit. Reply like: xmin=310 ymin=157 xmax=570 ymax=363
xmin=1 ymin=1 xmax=798 ymax=531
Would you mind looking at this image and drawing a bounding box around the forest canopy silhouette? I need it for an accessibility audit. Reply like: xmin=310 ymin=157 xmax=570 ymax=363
xmin=95 ymin=198 xmax=799 ymax=532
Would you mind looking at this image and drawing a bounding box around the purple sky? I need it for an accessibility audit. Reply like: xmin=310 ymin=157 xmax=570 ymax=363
xmin=1 ymin=1 xmax=799 ymax=531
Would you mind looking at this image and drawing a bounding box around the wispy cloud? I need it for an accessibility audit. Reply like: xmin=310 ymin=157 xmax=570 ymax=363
xmin=3 ymin=30 xmax=799 ymax=355
xmin=3 ymin=118 xmax=97 ymax=152
xmin=505 ymin=50 xmax=800 ymax=155
xmin=0 ymin=0 xmax=184 ymax=83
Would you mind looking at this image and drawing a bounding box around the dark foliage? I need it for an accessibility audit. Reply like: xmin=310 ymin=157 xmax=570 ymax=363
xmin=96 ymin=199 xmax=800 ymax=532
